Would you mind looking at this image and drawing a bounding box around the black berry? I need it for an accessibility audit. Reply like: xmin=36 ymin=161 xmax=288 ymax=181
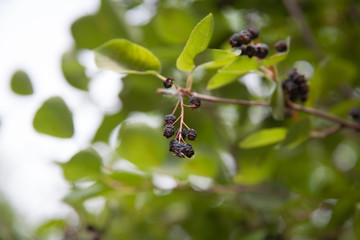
xmin=164 ymin=114 xmax=176 ymax=125
xmin=239 ymin=30 xmax=252 ymax=45
xmin=163 ymin=78 xmax=174 ymax=88
xmin=189 ymin=96 xmax=201 ymax=108
xmin=245 ymin=44 xmax=257 ymax=58
xmin=229 ymin=33 xmax=242 ymax=48
xmin=186 ymin=129 xmax=197 ymax=141
xmin=183 ymin=144 xmax=195 ymax=158
xmin=169 ymin=140 xmax=179 ymax=152
xmin=176 ymin=128 xmax=187 ymax=140
xmin=275 ymin=40 xmax=288 ymax=52
xmin=163 ymin=124 xmax=175 ymax=138
xmin=237 ymin=45 xmax=247 ymax=56
xmin=247 ymin=28 xmax=259 ymax=40
xmin=174 ymin=143 xmax=186 ymax=158
xmin=350 ymin=107 xmax=360 ymax=120
xmin=255 ymin=43 xmax=269 ymax=59
xmin=282 ymin=68 xmax=309 ymax=102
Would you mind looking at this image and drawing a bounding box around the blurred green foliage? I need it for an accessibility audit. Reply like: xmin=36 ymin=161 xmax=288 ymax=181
xmin=5 ymin=0 xmax=360 ymax=239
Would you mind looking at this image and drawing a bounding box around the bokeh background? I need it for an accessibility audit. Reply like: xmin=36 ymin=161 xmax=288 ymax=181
xmin=0 ymin=0 xmax=360 ymax=239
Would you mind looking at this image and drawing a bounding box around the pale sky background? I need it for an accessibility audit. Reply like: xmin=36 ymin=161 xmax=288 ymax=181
xmin=0 ymin=0 xmax=122 ymax=227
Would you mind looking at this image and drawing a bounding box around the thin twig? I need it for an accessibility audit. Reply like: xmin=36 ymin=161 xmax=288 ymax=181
xmin=310 ymin=125 xmax=342 ymax=138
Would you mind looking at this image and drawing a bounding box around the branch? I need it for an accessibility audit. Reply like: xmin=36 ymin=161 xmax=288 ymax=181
xmin=310 ymin=125 xmax=342 ymax=138
xmin=157 ymin=88 xmax=360 ymax=131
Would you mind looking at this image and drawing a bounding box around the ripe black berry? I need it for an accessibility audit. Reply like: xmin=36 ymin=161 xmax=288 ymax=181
xmin=245 ymin=44 xmax=257 ymax=58
xmin=174 ymin=143 xmax=186 ymax=158
xmin=176 ymin=128 xmax=187 ymax=140
xmin=255 ymin=43 xmax=269 ymax=59
xmin=186 ymin=129 xmax=197 ymax=141
xmin=229 ymin=33 xmax=242 ymax=48
xmin=163 ymin=124 xmax=175 ymax=138
xmin=164 ymin=114 xmax=176 ymax=125
xmin=239 ymin=30 xmax=252 ymax=45
xmin=163 ymin=78 xmax=174 ymax=88
xmin=282 ymin=68 xmax=309 ymax=102
xmin=237 ymin=45 xmax=247 ymax=56
xmin=183 ymin=144 xmax=194 ymax=158
xmin=350 ymin=107 xmax=360 ymax=120
xmin=275 ymin=40 xmax=288 ymax=53
xmin=247 ymin=28 xmax=259 ymax=40
xmin=189 ymin=96 xmax=201 ymax=108
xmin=169 ymin=140 xmax=179 ymax=152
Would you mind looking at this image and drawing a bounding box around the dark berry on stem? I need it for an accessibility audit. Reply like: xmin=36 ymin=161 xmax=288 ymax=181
xmin=169 ymin=140 xmax=179 ymax=152
xmin=229 ymin=33 xmax=242 ymax=48
xmin=350 ymin=107 xmax=360 ymax=120
xmin=288 ymin=69 xmax=299 ymax=81
xmin=186 ymin=129 xmax=197 ymax=141
xmin=189 ymin=96 xmax=201 ymax=108
xmin=163 ymin=78 xmax=174 ymax=88
xmin=163 ymin=124 xmax=175 ymax=138
xmin=183 ymin=144 xmax=195 ymax=158
xmin=245 ymin=44 xmax=257 ymax=58
xmin=255 ymin=43 xmax=269 ymax=59
xmin=164 ymin=114 xmax=176 ymax=125
xmin=275 ymin=40 xmax=288 ymax=52
xmin=239 ymin=30 xmax=252 ymax=45
xmin=247 ymin=28 xmax=259 ymax=40
xmin=238 ymin=45 xmax=247 ymax=55
xmin=176 ymin=128 xmax=187 ymax=140
xmin=174 ymin=143 xmax=186 ymax=158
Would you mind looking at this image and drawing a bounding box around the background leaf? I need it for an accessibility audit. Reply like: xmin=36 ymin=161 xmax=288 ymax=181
xmin=176 ymin=13 xmax=214 ymax=71
xmin=281 ymin=118 xmax=311 ymax=148
xmin=270 ymin=81 xmax=285 ymax=120
xmin=239 ymin=128 xmax=287 ymax=149
xmin=10 ymin=70 xmax=34 ymax=95
xmin=61 ymin=50 xmax=89 ymax=91
xmin=61 ymin=149 xmax=102 ymax=182
xmin=194 ymin=49 xmax=237 ymax=69
xmin=33 ymin=97 xmax=74 ymax=138
xmin=94 ymin=39 xmax=161 ymax=73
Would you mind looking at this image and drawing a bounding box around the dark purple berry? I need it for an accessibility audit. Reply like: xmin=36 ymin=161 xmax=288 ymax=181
xmin=183 ymin=144 xmax=195 ymax=158
xmin=174 ymin=143 xmax=186 ymax=158
xmin=189 ymin=96 xmax=201 ymax=108
xmin=245 ymin=44 xmax=257 ymax=58
xmin=247 ymin=28 xmax=259 ymax=40
xmin=169 ymin=140 xmax=179 ymax=152
xmin=164 ymin=114 xmax=176 ymax=125
xmin=163 ymin=124 xmax=175 ymax=138
xmin=176 ymin=128 xmax=187 ymax=140
xmin=275 ymin=40 xmax=288 ymax=52
xmin=229 ymin=33 xmax=242 ymax=48
xmin=239 ymin=30 xmax=252 ymax=45
xmin=163 ymin=78 xmax=174 ymax=88
xmin=299 ymin=93 xmax=308 ymax=102
xmin=237 ymin=45 xmax=247 ymax=56
xmin=288 ymin=69 xmax=299 ymax=81
xmin=255 ymin=43 xmax=269 ymax=59
xmin=350 ymin=107 xmax=360 ymax=120
xmin=186 ymin=129 xmax=197 ymax=141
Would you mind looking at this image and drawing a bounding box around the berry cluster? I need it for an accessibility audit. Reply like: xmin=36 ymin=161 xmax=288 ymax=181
xmin=350 ymin=107 xmax=360 ymax=124
xmin=162 ymin=96 xmax=201 ymax=158
xmin=229 ymin=28 xmax=269 ymax=59
xmin=282 ymin=69 xmax=309 ymax=102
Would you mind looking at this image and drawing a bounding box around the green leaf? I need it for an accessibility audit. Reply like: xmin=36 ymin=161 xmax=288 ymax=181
xmin=176 ymin=13 xmax=214 ymax=71
xmin=153 ymin=8 xmax=196 ymax=44
xmin=36 ymin=219 xmax=66 ymax=236
xmin=194 ymin=49 xmax=237 ymax=69
xmin=239 ymin=128 xmax=287 ymax=149
xmin=61 ymin=51 xmax=89 ymax=91
xmin=33 ymin=97 xmax=74 ymax=138
xmin=182 ymin=152 xmax=217 ymax=177
xmin=116 ymin=123 xmax=167 ymax=169
xmin=281 ymin=118 xmax=311 ymax=148
xmin=63 ymin=182 xmax=110 ymax=204
xmin=109 ymin=171 xmax=146 ymax=186
xmin=61 ymin=149 xmax=102 ymax=182
xmin=270 ymin=82 xmax=285 ymax=120
xmin=207 ymin=57 xmax=259 ymax=90
xmin=261 ymin=37 xmax=290 ymax=67
xmin=94 ymin=39 xmax=161 ymax=73
xmin=10 ymin=70 xmax=34 ymax=95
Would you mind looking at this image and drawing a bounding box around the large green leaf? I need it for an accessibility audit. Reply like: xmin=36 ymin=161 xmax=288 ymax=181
xmin=260 ymin=37 xmax=290 ymax=67
xmin=94 ymin=39 xmax=161 ymax=73
xmin=153 ymin=8 xmax=195 ymax=44
xmin=239 ymin=128 xmax=287 ymax=149
xmin=176 ymin=13 xmax=214 ymax=71
xmin=60 ymin=149 xmax=102 ymax=182
xmin=270 ymin=82 xmax=284 ymax=120
xmin=61 ymin=50 xmax=89 ymax=91
xmin=281 ymin=118 xmax=311 ymax=148
xmin=33 ymin=97 xmax=74 ymax=138
xmin=194 ymin=49 xmax=237 ymax=69
xmin=10 ymin=70 xmax=34 ymax=95
xmin=207 ymin=57 xmax=259 ymax=90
